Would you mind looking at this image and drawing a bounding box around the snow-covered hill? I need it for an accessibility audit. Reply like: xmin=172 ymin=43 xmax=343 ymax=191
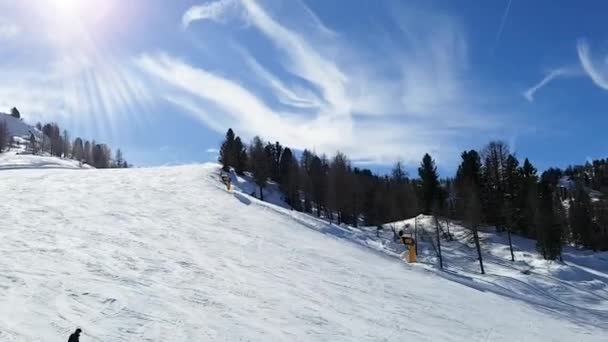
xmin=0 ymin=151 xmax=91 ymax=170
xmin=0 ymin=164 xmax=606 ymax=341
xmin=0 ymin=114 xmax=89 ymax=170
xmin=0 ymin=113 xmax=40 ymax=139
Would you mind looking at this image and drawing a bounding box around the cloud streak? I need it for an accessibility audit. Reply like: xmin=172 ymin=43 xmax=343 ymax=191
xmin=139 ymin=0 xmax=514 ymax=166
xmin=525 ymin=39 xmax=608 ymax=101
xmin=523 ymin=68 xmax=578 ymax=102
xmin=493 ymin=0 xmax=512 ymax=52
xmin=577 ymin=39 xmax=608 ymax=90
xmin=181 ymin=0 xmax=238 ymax=28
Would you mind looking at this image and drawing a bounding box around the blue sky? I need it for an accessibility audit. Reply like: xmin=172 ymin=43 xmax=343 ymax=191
xmin=0 ymin=0 xmax=607 ymax=175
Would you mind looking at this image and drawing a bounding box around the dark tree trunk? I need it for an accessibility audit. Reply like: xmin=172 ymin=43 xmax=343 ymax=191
xmin=435 ymin=216 xmax=443 ymax=270
xmin=259 ymin=186 xmax=264 ymax=201
xmin=414 ymin=217 xmax=418 ymax=256
xmin=473 ymin=229 xmax=485 ymax=274
xmin=507 ymin=228 xmax=515 ymax=261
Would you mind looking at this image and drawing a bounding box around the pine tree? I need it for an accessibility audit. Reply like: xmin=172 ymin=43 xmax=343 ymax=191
xmin=465 ymin=188 xmax=485 ymax=274
xmin=29 ymin=132 xmax=37 ymax=154
xmin=299 ymin=149 xmax=314 ymax=213
xmin=62 ymin=130 xmax=71 ymax=158
xmin=286 ymin=153 xmax=302 ymax=211
xmin=219 ymin=128 xmax=236 ymax=172
xmin=569 ymin=183 xmax=593 ymax=248
xmin=84 ymin=140 xmax=93 ymax=165
xmin=502 ymin=154 xmax=521 ymax=261
xmin=455 ymin=150 xmax=482 ymax=218
xmin=249 ymin=136 xmax=270 ymax=201
xmin=390 ymin=161 xmax=417 ymax=220
xmin=72 ymin=138 xmax=84 ymax=161
xmin=536 ymin=178 xmax=564 ymax=260
xmin=517 ymin=158 xmax=539 ymax=238
xmin=234 ymin=136 xmax=247 ymax=175
xmin=0 ymin=120 xmax=8 ymax=152
xmin=92 ymin=144 xmax=111 ymax=168
xmin=309 ymin=154 xmax=327 ymax=217
xmin=114 ymin=149 xmax=124 ymax=168
xmin=270 ymin=141 xmax=283 ymax=182
xmin=418 ymin=153 xmax=440 ymax=215
xmin=10 ymin=107 xmax=20 ymax=119
xmin=481 ymin=141 xmax=510 ymax=230
xmin=327 ymin=152 xmax=350 ymax=223
xmin=279 ymin=147 xmax=300 ymax=208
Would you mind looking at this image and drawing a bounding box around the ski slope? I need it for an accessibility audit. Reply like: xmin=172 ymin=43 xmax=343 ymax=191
xmin=0 ymin=162 xmax=606 ymax=341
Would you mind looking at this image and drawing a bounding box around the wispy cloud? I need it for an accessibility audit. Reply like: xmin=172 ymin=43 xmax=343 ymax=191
xmin=524 ymin=39 xmax=608 ymax=101
xmin=206 ymin=147 xmax=219 ymax=153
xmin=182 ymin=0 xmax=238 ymax=28
xmin=577 ymin=39 xmax=608 ymax=90
xmin=523 ymin=67 xmax=579 ymax=102
xmin=492 ymin=0 xmax=512 ymax=52
xmin=241 ymin=51 xmax=321 ymax=109
xmin=140 ymin=0 xmax=514 ymax=166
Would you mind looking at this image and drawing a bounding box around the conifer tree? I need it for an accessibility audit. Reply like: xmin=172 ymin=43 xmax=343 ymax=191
xmin=418 ymin=153 xmax=439 ymax=215
xmin=10 ymin=107 xmax=20 ymax=119
xmin=249 ymin=136 xmax=270 ymax=201
xmin=569 ymin=183 xmax=593 ymax=248
xmin=536 ymin=178 xmax=564 ymax=260
xmin=219 ymin=128 xmax=236 ymax=172
xmin=234 ymin=136 xmax=247 ymax=175
xmin=0 ymin=120 xmax=8 ymax=152
xmin=502 ymin=154 xmax=521 ymax=261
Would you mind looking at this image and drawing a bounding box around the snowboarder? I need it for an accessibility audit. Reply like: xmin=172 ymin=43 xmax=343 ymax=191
xmin=68 ymin=328 xmax=81 ymax=342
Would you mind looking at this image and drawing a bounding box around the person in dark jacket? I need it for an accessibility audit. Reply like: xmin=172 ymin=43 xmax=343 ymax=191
xmin=68 ymin=328 xmax=81 ymax=342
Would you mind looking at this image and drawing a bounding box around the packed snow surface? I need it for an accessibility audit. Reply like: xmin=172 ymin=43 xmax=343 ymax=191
xmin=0 ymin=162 xmax=607 ymax=341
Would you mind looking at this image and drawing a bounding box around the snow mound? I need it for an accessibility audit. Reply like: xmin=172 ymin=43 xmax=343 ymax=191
xmin=0 ymin=163 xmax=606 ymax=341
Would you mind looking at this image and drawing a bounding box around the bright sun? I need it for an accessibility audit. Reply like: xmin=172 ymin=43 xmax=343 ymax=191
xmin=41 ymin=0 xmax=116 ymax=46
xmin=49 ymin=0 xmax=89 ymax=18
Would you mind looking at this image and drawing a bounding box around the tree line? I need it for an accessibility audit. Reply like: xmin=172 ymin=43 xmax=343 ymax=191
xmin=0 ymin=107 xmax=129 ymax=168
xmin=219 ymin=128 xmax=608 ymax=268
xmin=31 ymin=121 xmax=129 ymax=168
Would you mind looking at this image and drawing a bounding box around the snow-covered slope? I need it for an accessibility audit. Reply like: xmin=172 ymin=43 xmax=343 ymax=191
xmin=0 ymin=113 xmax=39 ymax=139
xmin=0 ymin=114 xmax=88 ymax=170
xmin=0 ymin=151 xmax=91 ymax=170
xmin=0 ymin=164 xmax=606 ymax=341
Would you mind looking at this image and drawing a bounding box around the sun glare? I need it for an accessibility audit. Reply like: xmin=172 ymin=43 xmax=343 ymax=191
xmin=39 ymin=0 xmax=117 ymax=47
xmin=49 ymin=0 xmax=89 ymax=19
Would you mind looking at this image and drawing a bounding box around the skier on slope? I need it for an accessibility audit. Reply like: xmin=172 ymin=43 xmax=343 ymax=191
xmin=68 ymin=328 xmax=82 ymax=342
